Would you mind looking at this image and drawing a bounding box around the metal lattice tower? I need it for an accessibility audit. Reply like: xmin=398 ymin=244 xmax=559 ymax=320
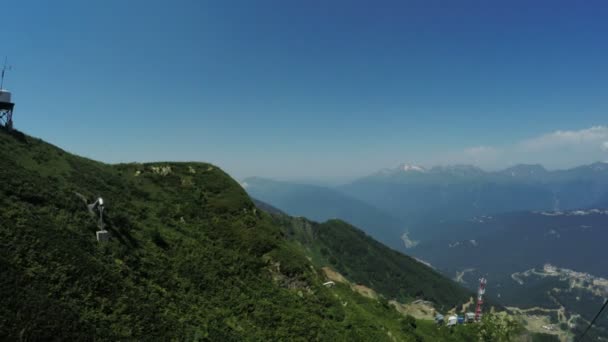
xmin=0 ymin=57 xmax=15 ymax=130
xmin=474 ymin=277 xmax=487 ymax=321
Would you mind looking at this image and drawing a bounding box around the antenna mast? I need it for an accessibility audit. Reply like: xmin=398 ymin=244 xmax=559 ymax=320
xmin=1 ymin=57 xmax=10 ymax=89
xmin=474 ymin=277 xmax=487 ymax=321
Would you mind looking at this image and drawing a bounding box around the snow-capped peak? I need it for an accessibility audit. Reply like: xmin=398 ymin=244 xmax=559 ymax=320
xmin=400 ymin=164 xmax=426 ymax=173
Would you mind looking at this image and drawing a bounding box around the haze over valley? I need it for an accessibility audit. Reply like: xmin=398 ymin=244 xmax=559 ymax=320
xmin=245 ymin=161 xmax=608 ymax=339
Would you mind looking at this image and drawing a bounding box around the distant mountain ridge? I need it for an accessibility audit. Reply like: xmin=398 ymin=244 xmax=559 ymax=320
xmin=245 ymin=161 xmax=608 ymax=249
xmin=242 ymin=177 xmax=405 ymax=250
xmin=497 ymin=164 xmax=548 ymax=179
xmin=340 ymin=161 xmax=608 ymax=233
xmin=360 ymin=162 xmax=608 ymax=183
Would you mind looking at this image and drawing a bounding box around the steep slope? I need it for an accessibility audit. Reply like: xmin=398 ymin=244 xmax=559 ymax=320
xmin=256 ymin=210 xmax=560 ymax=340
xmin=252 ymin=197 xmax=287 ymax=216
xmin=242 ymin=177 xmax=406 ymax=250
xmin=261 ymin=211 xmax=473 ymax=311
xmin=0 ymin=128 xmax=504 ymax=341
xmin=0 ymin=129 xmax=330 ymax=340
xmin=0 ymin=129 xmax=392 ymax=340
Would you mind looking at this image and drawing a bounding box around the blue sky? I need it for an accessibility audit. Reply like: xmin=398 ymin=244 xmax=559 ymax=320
xmin=3 ymin=0 xmax=608 ymax=180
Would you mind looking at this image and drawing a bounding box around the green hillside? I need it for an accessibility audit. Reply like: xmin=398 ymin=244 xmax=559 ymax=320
xmin=0 ymin=128 xmax=516 ymax=341
xmin=266 ymin=213 xmax=472 ymax=311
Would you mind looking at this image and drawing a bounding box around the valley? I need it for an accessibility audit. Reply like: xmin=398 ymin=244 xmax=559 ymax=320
xmin=247 ymin=165 xmax=608 ymax=340
xmin=505 ymin=264 xmax=608 ymax=341
xmin=408 ymin=213 xmax=608 ymax=340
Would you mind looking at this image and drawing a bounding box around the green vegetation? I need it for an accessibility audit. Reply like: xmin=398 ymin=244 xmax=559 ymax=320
xmin=0 ymin=128 xmax=519 ymax=340
xmin=272 ymin=214 xmax=472 ymax=310
xmin=527 ymin=333 xmax=561 ymax=342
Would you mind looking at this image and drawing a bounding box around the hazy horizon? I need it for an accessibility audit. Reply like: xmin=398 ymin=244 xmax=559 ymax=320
xmin=242 ymin=157 xmax=608 ymax=185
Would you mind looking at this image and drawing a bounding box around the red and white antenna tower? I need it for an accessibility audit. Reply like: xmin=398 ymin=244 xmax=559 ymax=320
xmin=474 ymin=277 xmax=487 ymax=321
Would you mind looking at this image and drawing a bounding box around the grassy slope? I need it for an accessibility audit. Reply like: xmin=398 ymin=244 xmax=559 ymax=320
xmin=270 ymin=213 xmax=473 ymax=311
xmin=0 ymin=128 xmax=490 ymax=341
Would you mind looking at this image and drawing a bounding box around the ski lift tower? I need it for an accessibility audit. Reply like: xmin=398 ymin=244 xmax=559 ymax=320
xmin=89 ymin=197 xmax=109 ymax=242
xmin=0 ymin=58 xmax=15 ymax=130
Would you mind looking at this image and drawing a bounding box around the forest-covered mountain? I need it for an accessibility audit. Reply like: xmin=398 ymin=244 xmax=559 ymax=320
xmin=243 ymin=177 xmax=405 ymax=250
xmin=1 ymin=128 xmax=524 ymax=341
xmin=260 ymin=207 xmax=473 ymax=310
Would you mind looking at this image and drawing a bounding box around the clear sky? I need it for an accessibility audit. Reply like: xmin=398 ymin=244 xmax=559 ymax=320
xmin=3 ymin=0 xmax=608 ymax=181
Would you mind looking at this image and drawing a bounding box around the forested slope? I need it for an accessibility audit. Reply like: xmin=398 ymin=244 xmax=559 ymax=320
xmin=0 ymin=128 xmax=493 ymax=341
xmin=264 ymin=210 xmax=473 ymax=311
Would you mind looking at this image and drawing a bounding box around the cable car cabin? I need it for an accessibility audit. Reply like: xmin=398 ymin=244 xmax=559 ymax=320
xmin=96 ymin=230 xmax=110 ymax=242
xmin=465 ymin=312 xmax=476 ymax=323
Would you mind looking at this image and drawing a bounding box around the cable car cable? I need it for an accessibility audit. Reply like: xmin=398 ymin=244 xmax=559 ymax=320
xmin=575 ymin=298 xmax=608 ymax=342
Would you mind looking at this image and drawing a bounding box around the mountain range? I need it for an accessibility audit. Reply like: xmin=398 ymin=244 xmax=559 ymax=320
xmin=341 ymin=162 xmax=608 ymax=224
xmin=245 ymin=162 xmax=608 ymax=245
